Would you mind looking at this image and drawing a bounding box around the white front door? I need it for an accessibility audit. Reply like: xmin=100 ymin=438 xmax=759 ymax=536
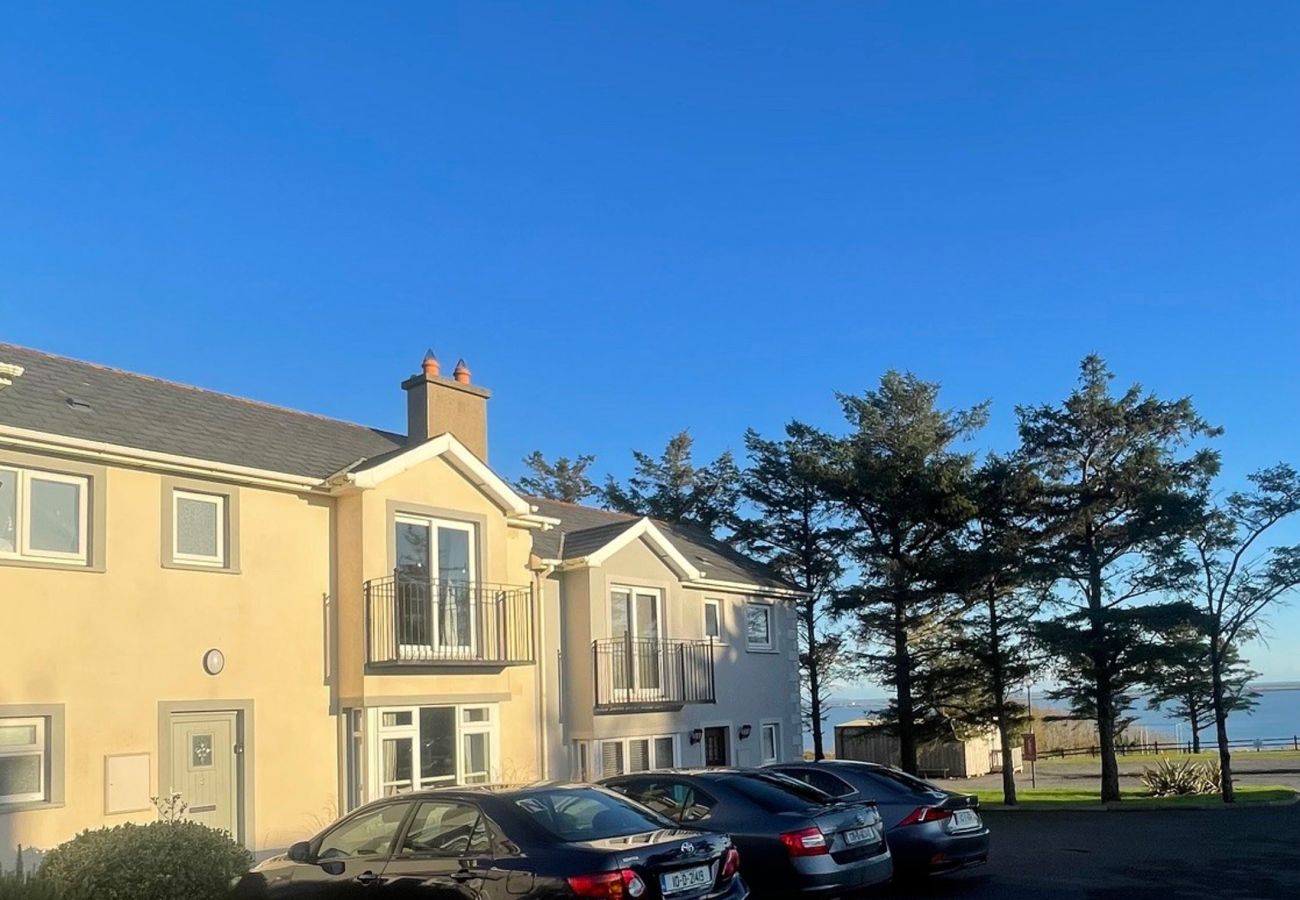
xmin=168 ymin=712 xmax=240 ymax=838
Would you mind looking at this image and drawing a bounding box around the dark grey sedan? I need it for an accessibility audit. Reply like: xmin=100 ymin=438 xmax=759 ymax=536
xmin=766 ymin=761 xmax=989 ymax=877
xmin=601 ymin=768 xmax=892 ymax=898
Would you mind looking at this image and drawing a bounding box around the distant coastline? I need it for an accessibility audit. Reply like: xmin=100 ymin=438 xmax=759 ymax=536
xmin=808 ymin=683 xmax=1300 ymax=749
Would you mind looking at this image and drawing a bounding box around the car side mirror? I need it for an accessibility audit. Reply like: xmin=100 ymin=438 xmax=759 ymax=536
xmin=287 ymin=841 xmax=312 ymax=863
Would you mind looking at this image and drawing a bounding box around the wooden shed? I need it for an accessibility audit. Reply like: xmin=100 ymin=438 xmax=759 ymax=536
xmin=833 ymin=718 xmax=1023 ymax=779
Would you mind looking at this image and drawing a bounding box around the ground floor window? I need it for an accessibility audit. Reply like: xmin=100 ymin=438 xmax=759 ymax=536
xmin=0 ymin=716 xmax=46 ymax=804
xmin=594 ymin=734 xmax=679 ymax=778
xmin=760 ymin=722 xmax=781 ymax=765
xmin=366 ymin=703 xmax=499 ymax=799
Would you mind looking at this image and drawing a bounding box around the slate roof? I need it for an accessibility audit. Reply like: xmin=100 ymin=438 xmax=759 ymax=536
xmin=0 ymin=343 xmax=406 ymax=479
xmin=526 ymin=496 xmax=798 ymax=592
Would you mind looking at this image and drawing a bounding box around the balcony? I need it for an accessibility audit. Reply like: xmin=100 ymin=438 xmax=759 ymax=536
xmin=593 ymin=636 xmax=716 ymax=713
xmin=364 ymin=574 xmax=535 ymax=667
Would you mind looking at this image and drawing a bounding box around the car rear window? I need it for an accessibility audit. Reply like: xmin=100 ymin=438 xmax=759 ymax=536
xmin=513 ymin=788 xmax=668 ymax=842
xmin=724 ymin=773 xmax=833 ymax=813
xmin=779 ymin=767 xmax=858 ymax=798
xmin=860 ymin=766 xmax=944 ymax=796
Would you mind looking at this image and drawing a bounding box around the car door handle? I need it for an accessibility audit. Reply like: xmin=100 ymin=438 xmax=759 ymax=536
xmin=354 ymin=871 xmax=382 ymax=886
xmin=450 ymin=870 xmax=476 ymax=882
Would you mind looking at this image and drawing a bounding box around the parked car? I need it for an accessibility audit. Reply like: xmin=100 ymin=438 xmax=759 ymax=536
xmin=600 ymin=768 xmax=892 ymax=897
xmin=232 ymin=783 xmax=747 ymax=899
xmin=765 ymin=760 xmax=989 ymax=876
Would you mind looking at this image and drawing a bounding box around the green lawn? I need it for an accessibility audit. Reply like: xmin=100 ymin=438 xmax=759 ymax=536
xmin=1034 ymin=749 xmax=1300 ymax=767
xmin=974 ymin=784 xmax=1296 ymax=810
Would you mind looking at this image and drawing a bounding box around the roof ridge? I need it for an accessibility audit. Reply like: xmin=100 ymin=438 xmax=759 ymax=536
xmin=522 ymin=494 xmax=639 ymax=520
xmin=0 ymin=341 xmax=406 ymax=440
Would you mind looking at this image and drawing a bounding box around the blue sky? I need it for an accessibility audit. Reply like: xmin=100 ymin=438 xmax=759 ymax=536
xmin=3 ymin=4 xmax=1298 ymax=679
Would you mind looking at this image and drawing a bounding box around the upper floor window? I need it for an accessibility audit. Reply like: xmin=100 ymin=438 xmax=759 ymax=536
xmin=745 ymin=602 xmax=774 ymax=652
xmin=172 ymin=490 xmax=226 ymax=567
xmin=0 ymin=466 xmax=88 ymax=564
xmin=703 ymin=598 xmax=722 ymax=640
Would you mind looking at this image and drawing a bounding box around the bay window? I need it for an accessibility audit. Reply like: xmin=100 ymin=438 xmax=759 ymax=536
xmin=370 ymin=703 xmax=498 ymax=799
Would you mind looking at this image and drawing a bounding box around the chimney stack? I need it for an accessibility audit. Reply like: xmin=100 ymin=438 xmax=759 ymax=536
xmin=402 ymin=350 xmax=490 ymax=460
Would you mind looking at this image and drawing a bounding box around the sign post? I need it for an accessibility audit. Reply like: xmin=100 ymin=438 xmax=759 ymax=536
xmin=1023 ymin=733 xmax=1038 ymax=788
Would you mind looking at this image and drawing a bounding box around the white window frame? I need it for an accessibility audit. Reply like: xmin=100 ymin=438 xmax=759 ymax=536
xmin=0 ymin=467 xmax=89 ymax=564
xmin=0 ymin=716 xmax=47 ymax=805
xmin=171 ymin=489 xmax=226 ymax=567
xmin=594 ymin=733 xmax=681 ymax=778
xmin=760 ymin=721 xmax=781 ymax=765
xmin=609 ymin=586 xmax=666 ymax=698
xmin=703 ymin=598 xmax=723 ymax=641
xmin=367 ymin=703 xmax=499 ymax=800
xmin=744 ymin=602 xmax=775 ymax=652
xmin=394 ymin=513 xmax=479 ymax=658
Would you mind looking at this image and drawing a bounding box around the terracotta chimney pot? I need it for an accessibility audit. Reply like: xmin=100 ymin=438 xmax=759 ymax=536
xmin=453 ymin=359 xmax=471 ymax=384
xmin=421 ymin=349 xmax=440 ymax=377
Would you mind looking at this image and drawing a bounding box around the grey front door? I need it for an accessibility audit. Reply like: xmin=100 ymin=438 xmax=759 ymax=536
xmin=169 ymin=711 xmax=240 ymax=838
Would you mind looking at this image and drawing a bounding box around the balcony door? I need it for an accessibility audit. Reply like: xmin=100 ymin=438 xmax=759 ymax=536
xmin=394 ymin=514 xmax=476 ymax=659
xmin=610 ymin=587 xmax=663 ymax=697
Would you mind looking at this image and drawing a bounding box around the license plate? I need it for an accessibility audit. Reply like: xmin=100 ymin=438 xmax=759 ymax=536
xmin=952 ymin=809 xmax=981 ymax=831
xmin=660 ymin=864 xmax=712 ymax=894
xmin=844 ymin=827 xmax=873 ymax=845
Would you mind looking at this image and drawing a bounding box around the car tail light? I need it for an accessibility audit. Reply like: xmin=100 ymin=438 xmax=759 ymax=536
xmin=779 ymin=826 xmax=829 ymax=857
xmin=897 ymin=806 xmax=953 ymax=827
xmin=566 ymin=869 xmax=646 ymax=898
xmin=720 ymin=847 xmax=741 ymax=879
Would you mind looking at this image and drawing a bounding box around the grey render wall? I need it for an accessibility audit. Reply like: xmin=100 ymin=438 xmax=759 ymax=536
xmin=542 ymin=535 xmax=802 ymax=779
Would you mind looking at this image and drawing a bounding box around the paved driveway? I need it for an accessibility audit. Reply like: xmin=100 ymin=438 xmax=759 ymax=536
xmin=889 ymin=803 xmax=1300 ymax=899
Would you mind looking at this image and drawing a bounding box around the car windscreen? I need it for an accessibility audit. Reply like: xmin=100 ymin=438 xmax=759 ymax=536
xmin=724 ymin=773 xmax=833 ymax=813
xmin=512 ymin=788 xmax=669 ymax=842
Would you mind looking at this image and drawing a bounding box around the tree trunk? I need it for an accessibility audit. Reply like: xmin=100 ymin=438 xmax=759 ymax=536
xmin=1209 ymin=641 xmax=1235 ymax=803
xmin=986 ymin=585 xmax=1016 ymax=805
xmin=1189 ymin=708 xmax=1201 ymax=755
xmin=1087 ymin=532 xmax=1121 ymax=803
xmin=805 ymin=600 xmax=825 ymax=761
xmin=894 ymin=598 xmax=918 ymax=774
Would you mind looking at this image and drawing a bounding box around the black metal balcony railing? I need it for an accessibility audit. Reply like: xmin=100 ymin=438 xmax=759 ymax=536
xmin=593 ymin=636 xmax=716 ymax=712
xmin=365 ymin=574 xmax=535 ymax=666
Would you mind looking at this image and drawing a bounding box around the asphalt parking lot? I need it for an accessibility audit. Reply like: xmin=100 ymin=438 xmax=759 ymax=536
xmin=888 ymin=802 xmax=1300 ymax=899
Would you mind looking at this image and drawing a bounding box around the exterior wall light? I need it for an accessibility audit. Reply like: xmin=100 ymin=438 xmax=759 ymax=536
xmin=738 ymin=724 xmax=752 ymax=740
xmin=203 ymin=648 xmax=225 ymax=676
xmin=690 ymin=729 xmax=704 ymax=745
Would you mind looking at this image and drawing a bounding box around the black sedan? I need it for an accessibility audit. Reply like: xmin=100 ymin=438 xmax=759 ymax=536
xmin=233 ymin=783 xmax=747 ymax=899
xmin=600 ymin=769 xmax=891 ymax=898
xmin=766 ymin=761 xmax=989 ymax=876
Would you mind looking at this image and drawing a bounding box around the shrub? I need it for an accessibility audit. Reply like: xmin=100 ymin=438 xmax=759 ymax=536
xmin=1141 ymin=757 xmax=1223 ymax=797
xmin=0 ymin=848 xmax=60 ymax=900
xmin=38 ymin=819 xmax=252 ymax=900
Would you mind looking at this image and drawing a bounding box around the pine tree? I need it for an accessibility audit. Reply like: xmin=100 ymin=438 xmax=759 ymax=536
xmin=1184 ymin=463 xmax=1300 ymax=801
xmin=1018 ymin=355 xmax=1220 ymax=803
xmin=1145 ymin=625 xmax=1258 ymax=754
xmin=602 ymin=430 xmax=742 ymax=538
xmin=517 ymin=452 xmax=598 ymax=503
xmin=737 ymin=424 xmax=852 ymax=760
xmin=804 ymin=372 xmax=988 ymax=774
xmin=936 ymin=456 xmax=1044 ymax=805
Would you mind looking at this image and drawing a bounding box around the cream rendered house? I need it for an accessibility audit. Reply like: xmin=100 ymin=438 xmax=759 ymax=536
xmin=0 ymin=343 xmax=801 ymax=865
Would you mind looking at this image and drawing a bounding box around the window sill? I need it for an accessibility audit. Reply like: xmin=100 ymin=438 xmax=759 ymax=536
xmin=162 ymin=560 xmax=242 ymax=575
xmin=0 ymin=556 xmax=100 ymax=573
xmin=0 ymin=799 xmax=64 ymax=815
xmin=745 ymin=645 xmax=779 ymax=654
